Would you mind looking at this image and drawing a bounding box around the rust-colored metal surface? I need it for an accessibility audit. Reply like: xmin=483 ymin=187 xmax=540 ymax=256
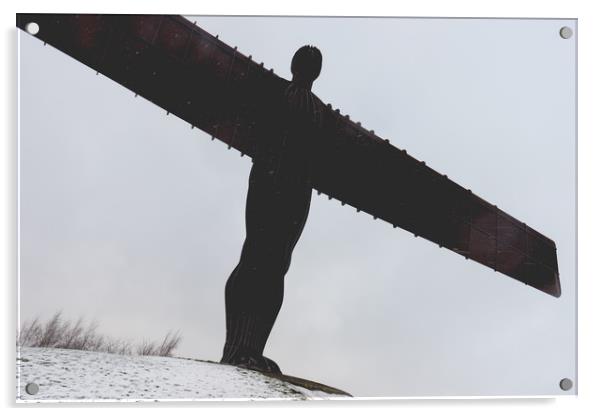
xmin=16 ymin=13 xmax=561 ymax=297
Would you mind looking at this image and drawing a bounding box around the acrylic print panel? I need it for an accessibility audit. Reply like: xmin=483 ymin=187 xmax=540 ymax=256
xmin=17 ymin=15 xmax=576 ymax=401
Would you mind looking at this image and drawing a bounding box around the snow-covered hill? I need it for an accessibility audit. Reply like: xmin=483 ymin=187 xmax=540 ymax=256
xmin=16 ymin=347 xmax=350 ymax=402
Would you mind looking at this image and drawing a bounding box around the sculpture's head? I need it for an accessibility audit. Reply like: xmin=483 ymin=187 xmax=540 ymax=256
xmin=291 ymin=45 xmax=322 ymax=87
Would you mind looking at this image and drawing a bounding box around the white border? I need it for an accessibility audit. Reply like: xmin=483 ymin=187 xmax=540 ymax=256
xmin=3 ymin=0 xmax=600 ymax=415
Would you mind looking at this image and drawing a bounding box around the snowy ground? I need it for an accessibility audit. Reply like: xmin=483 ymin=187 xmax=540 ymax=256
xmin=16 ymin=347 xmax=349 ymax=402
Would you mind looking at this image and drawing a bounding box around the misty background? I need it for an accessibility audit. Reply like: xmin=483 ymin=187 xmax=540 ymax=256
xmin=18 ymin=16 xmax=576 ymax=397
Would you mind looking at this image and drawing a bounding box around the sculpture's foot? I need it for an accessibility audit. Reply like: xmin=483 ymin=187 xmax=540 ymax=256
xmin=221 ymin=350 xmax=282 ymax=374
xmin=221 ymin=313 xmax=282 ymax=374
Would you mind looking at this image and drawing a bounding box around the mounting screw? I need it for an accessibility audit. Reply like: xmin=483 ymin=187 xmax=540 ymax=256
xmin=25 ymin=382 xmax=39 ymax=395
xmin=25 ymin=22 xmax=40 ymax=35
xmin=559 ymin=378 xmax=573 ymax=391
xmin=559 ymin=26 xmax=573 ymax=39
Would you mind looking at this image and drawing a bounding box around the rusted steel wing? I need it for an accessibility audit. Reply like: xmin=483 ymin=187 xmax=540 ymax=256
xmin=16 ymin=13 xmax=561 ymax=297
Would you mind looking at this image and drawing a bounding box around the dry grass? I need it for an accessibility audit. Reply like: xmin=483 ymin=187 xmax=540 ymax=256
xmin=17 ymin=312 xmax=181 ymax=357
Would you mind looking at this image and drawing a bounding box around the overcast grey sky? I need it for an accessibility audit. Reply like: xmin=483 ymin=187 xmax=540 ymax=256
xmin=18 ymin=16 xmax=576 ymax=397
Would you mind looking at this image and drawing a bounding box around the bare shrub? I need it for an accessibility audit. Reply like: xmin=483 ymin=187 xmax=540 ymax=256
xmin=55 ymin=317 xmax=85 ymax=349
xmin=37 ymin=312 xmax=63 ymax=347
xmin=17 ymin=318 xmax=42 ymax=347
xmin=17 ymin=313 xmax=180 ymax=357
xmin=137 ymin=331 xmax=181 ymax=357
xmin=156 ymin=331 xmax=182 ymax=357
xmin=103 ymin=338 xmax=133 ymax=355
xmin=136 ymin=339 xmax=157 ymax=356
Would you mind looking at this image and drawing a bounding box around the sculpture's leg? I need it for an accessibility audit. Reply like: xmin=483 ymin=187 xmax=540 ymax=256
xmin=221 ymin=161 xmax=312 ymax=373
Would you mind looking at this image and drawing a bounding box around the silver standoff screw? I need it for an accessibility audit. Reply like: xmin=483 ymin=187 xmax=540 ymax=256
xmin=559 ymin=378 xmax=573 ymax=391
xmin=559 ymin=26 xmax=573 ymax=39
xmin=25 ymin=382 xmax=39 ymax=395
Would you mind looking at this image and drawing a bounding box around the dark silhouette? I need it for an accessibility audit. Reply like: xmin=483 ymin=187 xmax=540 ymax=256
xmin=220 ymin=46 xmax=324 ymax=373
